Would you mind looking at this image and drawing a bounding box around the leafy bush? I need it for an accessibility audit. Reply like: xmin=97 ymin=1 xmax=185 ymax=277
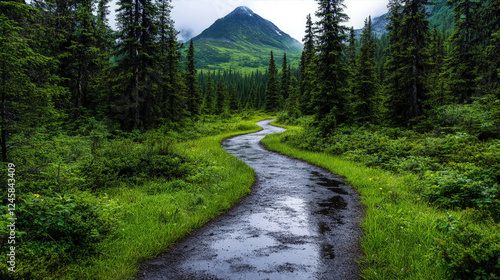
xmin=0 ymin=191 xmax=119 ymax=279
xmin=422 ymin=168 xmax=500 ymax=214
xmin=82 ymin=137 xmax=194 ymax=189
xmin=426 ymin=97 xmax=500 ymax=139
xmin=432 ymin=213 xmax=500 ymax=280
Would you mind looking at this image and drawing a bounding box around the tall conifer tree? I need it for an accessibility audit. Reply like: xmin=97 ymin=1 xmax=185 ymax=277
xmin=204 ymin=73 xmax=215 ymax=114
xmin=313 ymin=0 xmax=349 ymax=133
xmin=445 ymin=0 xmax=482 ymax=103
xmin=384 ymin=0 xmax=430 ymax=125
xmin=280 ymin=53 xmax=290 ymax=100
xmin=185 ymin=40 xmax=200 ymax=119
xmin=265 ymin=51 xmax=280 ymax=111
xmin=299 ymin=13 xmax=316 ymax=115
xmin=353 ymin=17 xmax=377 ymax=123
xmin=215 ymin=80 xmax=226 ymax=115
xmin=1 ymin=1 xmax=66 ymax=161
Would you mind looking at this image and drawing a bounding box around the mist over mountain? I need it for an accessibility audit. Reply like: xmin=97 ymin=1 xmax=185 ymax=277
xmin=190 ymin=6 xmax=303 ymax=72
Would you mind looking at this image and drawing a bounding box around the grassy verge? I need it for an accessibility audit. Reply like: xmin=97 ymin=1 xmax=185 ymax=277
xmin=262 ymin=121 xmax=451 ymax=279
xmin=0 ymin=114 xmax=272 ymax=279
xmin=71 ymin=116 xmax=274 ymax=279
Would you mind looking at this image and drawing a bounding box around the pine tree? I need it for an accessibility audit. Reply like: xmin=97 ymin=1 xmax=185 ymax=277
xmin=427 ymin=26 xmax=448 ymax=107
xmin=286 ymin=76 xmax=301 ymax=119
xmin=346 ymin=27 xmax=357 ymax=69
xmin=155 ymin=0 xmax=187 ymax=125
xmin=115 ymin=0 xmax=144 ymax=129
xmin=228 ymin=86 xmax=239 ymax=113
xmin=313 ymin=0 xmax=350 ymax=133
xmin=487 ymin=31 xmax=500 ymax=98
xmin=280 ymin=53 xmax=290 ymax=101
xmin=445 ymin=0 xmax=482 ymax=103
xmin=0 ymin=1 xmax=66 ymax=161
xmin=346 ymin=26 xmax=357 ymax=122
xmin=299 ymin=13 xmax=316 ymax=115
xmin=353 ymin=16 xmax=378 ymax=123
xmin=384 ymin=0 xmax=430 ymax=126
xmin=477 ymin=0 xmax=500 ymax=97
xmin=68 ymin=0 xmax=111 ymax=119
xmin=185 ymin=40 xmax=200 ymax=119
xmin=265 ymin=51 xmax=280 ymax=111
xmin=215 ymin=80 xmax=226 ymax=115
xmin=204 ymin=73 xmax=215 ymax=114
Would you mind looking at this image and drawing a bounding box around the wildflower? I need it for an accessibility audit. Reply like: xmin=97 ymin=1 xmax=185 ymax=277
xmin=34 ymin=194 xmax=40 ymax=198
xmin=369 ymin=178 xmax=372 ymax=181
xmin=379 ymin=188 xmax=383 ymax=190
xmin=417 ymin=198 xmax=421 ymax=201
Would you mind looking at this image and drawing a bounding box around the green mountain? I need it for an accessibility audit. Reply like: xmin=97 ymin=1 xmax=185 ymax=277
xmin=354 ymin=0 xmax=454 ymax=37
xmin=190 ymin=6 xmax=303 ymax=72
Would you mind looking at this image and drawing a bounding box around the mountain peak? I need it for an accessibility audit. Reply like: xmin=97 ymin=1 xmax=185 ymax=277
xmin=191 ymin=6 xmax=303 ymax=70
xmin=230 ymin=6 xmax=254 ymax=17
xmin=192 ymin=6 xmax=301 ymax=49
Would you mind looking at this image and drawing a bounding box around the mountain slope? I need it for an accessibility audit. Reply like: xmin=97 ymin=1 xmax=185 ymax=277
xmin=191 ymin=6 xmax=303 ymax=72
xmin=354 ymin=0 xmax=454 ymax=37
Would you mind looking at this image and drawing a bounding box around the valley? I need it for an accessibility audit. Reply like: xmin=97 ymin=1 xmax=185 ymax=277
xmin=1 ymin=0 xmax=499 ymax=279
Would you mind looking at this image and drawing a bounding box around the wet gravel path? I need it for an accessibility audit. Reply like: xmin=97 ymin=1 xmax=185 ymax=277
xmin=137 ymin=119 xmax=363 ymax=280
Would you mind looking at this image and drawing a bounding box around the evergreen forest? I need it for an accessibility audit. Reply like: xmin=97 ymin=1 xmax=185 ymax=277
xmin=0 ymin=0 xmax=499 ymax=279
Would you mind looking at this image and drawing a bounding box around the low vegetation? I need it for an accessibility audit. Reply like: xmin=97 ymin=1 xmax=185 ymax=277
xmin=0 ymin=113 xmax=272 ymax=279
xmin=265 ymin=108 xmax=500 ymax=279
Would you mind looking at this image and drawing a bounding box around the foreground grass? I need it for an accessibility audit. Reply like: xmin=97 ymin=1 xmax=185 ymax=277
xmin=67 ymin=115 xmax=272 ymax=279
xmin=262 ymin=122 xmax=451 ymax=279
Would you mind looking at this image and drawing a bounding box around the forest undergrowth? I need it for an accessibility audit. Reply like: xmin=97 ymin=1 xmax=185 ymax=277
xmin=0 ymin=112 xmax=272 ymax=280
xmin=264 ymin=103 xmax=500 ymax=280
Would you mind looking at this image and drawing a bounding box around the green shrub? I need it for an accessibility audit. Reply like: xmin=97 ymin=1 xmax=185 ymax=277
xmin=422 ymin=168 xmax=500 ymax=214
xmin=427 ymin=98 xmax=500 ymax=139
xmin=82 ymin=138 xmax=194 ymax=189
xmin=0 ymin=191 xmax=119 ymax=279
xmin=432 ymin=214 xmax=500 ymax=280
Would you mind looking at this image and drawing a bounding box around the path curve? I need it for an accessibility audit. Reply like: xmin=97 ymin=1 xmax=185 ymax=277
xmin=137 ymin=119 xmax=362 ymax=280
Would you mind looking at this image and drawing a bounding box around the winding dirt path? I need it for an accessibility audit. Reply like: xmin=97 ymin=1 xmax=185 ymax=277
xmin=137 ymin=119 xmax=363 ymax=280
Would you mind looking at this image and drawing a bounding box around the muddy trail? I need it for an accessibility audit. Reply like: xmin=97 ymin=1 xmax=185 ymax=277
xmin=137 ymin=119 xmax=363 ymax=280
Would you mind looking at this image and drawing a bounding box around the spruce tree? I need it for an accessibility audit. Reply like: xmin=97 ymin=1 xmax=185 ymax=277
xmin=265 ymin=51 xmax=280 ymax=111
xmin=476 ymin=0 xmax=500 ymax=97
xmin=299 ymin=13 xmax=316 ymax=115
xmin=228 ymin=86 xmax=239 ymax=113
xmin=384 ymin=0 xmax=430 ymax=126
xmin=68 ymin=0 xmax=111 ymax=119
xmin=115 ymin=0 xmax=145 ymax=129
xmin=313 ymin=0 xmax=350 ymax=133
xmin=286 ymin=76 xmax=301 ymax=119
xmin=185 ymin=40 xmax=200 ymax=119
xmin=353 ymin=17 xmax=377 ymax=123
xmin=204 ymin=73 xmax=215 ymax=114
xmin=445 ymin=0 xmax=482 ymax=103
xmin=0 ymin=1 xmax=66 ymax=161
xmin=280 ymin=53 xmax=290 ymax=101
xmin=427 ymin=26 xmax=448 ymax=107
xmin=215 ymin=80 xmax=226 ymax=115
xmin=346 ymin=27 xmax=357 ymax=69
xmin=346 ymin=26 xmax=357 ymax=122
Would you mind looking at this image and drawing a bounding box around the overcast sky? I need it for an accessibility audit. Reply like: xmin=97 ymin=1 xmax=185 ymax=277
xmin=109 ymin=0 xmax=389 ymax=42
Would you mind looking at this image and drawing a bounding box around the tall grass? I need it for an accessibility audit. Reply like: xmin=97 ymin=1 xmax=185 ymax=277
xmin=261 ymin=122 xmax=450 ymax=279
xmin=68 ymin=116 xmax=272 ymax=279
